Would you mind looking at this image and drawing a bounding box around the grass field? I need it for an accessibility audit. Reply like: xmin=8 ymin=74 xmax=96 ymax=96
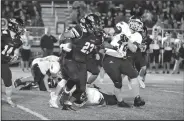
xmin=1 ymin=67 xmax=184 ymax=120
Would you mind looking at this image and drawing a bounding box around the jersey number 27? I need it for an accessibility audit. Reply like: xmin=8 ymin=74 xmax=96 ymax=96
xmin=81 ymin=42 xmax=95 ymax=54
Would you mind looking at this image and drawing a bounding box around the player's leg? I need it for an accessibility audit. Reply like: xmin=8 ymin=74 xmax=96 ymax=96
xmin=67 ymin=63 xmax=88 ymax=105
xmin=166 ymin=50 xmax=172 ymax=73
xmin=87 ymin=58 xmax=100 ymax=84
xmin=155 ymin=49 xmax=160 ymax=73
xmin=120 ymin=59 xmax=145 ymax=107
xmin=49 ymin=59 xmax=77 ymax=108
xmin=172 ymin=57 xmax=183 ymax=74
xmin=163 ymin=50 xmax=167 ymax=73
xmin=103 ymin=55 xmax=131 ymax=107
xmin=1 ymin=64 xmax=16 ymax=107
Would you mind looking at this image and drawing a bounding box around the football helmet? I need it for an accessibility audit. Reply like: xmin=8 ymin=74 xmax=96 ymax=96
xmin=128 ymin=15 xmax=143 ymax=32
xmin=8 ymin=18 xmax=25 ymax=35
xmin=49 ymin=62 xmax=61 ymax=77
xmin=84 ymin=13 xmax=101 ymax=34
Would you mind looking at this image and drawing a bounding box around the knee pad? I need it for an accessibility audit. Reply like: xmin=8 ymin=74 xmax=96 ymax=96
xmin=114 ymin=82 xmax=122 ymax=89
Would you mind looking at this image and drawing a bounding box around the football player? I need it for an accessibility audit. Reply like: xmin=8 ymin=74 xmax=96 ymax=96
xmin=102 ymin=16 xmax=145 ymax=108
xmin=49 ymin=13 xmax=103 ymax=110
xmin=14 ymin=56 xmax=61 ymax=92
xmin=172 ymin=32 xmax=184 ymax=74
xmin=135 ymin=26 xmax=153 ymax=82
xmin=1 ymin=18 xmax=25 ymax=107
xmin=57 ymin=84 xmax=118 ymax=108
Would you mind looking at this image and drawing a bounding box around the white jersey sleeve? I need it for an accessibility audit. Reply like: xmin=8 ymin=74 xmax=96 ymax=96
xmin=129 ymin=32 xmax=142 ymax=44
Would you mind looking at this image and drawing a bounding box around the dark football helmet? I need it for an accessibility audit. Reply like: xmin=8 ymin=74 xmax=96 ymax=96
xmin=8 ymin=18 xmax=25 ymax=36
xmin=84 ymin=13 xmax=101 ymax=34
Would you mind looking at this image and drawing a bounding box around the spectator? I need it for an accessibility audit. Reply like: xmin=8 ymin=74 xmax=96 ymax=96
xmin=115 ymin=11 xmax=127 ymax=24
xmin=162 ymin=32 xmax=173 ymax=74
xmin=104 ymin=11 xmax=114 ymax=27
xmin=20 ymin=30 xmax=33 ymax=71
xmin=2 ymin=6 xmax=14 ymax=19
xmin=119 ymin=4 xmax=126 ymax=16
xmin=40 ymin=27 xmax=58 ymax=57
xmin=149 ymin=28 xmax=162 ymax=74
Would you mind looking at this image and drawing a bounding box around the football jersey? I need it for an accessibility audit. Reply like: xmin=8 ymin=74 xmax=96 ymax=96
xmin=86 ymin=87 xmax=104 ymax=105
xmin=150 ymin=35 xmax=161 ymax=50
xmin=174 ymin=38 xmax=182 ymax=52
xmin=68 ymin=24 xmax=103 ymax=63
xmin=163 ymin=37 xmax=173 ymax=51
xmin=1 ymin=29 xmax=23 ymax=63
xmin=43 ymin=55 xmax=59 ymax=62
xmin=140 ymin=36 xmax=153 ymax=55
xmin=106 ymin=22 xmax=142 ymax=58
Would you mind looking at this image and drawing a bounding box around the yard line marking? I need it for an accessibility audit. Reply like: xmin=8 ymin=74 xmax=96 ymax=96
xmin=16 ymin=105 xmax=50 ymax=120
xmin=158 ymin=90 xmax=184 ymax=95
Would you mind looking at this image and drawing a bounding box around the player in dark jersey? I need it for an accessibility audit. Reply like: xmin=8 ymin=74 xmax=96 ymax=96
xmin=1 ymin=18 xmax=25 ymax=107
xmin=134 ymin=26 xmax=153 ymax=82
xmin=49 ymin=14 xmax=103 ymax=110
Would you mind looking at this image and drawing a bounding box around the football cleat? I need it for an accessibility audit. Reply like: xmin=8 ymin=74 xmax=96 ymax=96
xmin=134 ymin=96 xmax=145 ymax=107
xmin=49 ymin=99 xmax=59 ymax=109
xmin=117 ymin=100 xmax=132 ymax=108
xmin=49 ymin=92 xmax=59 ymax=108
xmin=62 ymin=101 xmax=77 ymax=111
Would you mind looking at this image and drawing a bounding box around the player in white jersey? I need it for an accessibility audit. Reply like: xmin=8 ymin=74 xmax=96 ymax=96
xmin=14 ymin=55 xmax=61 ymax=91
xmin=57 ymin=84 xmax=118 ymax=108
xmin=162 ymin=31 xmax=174 ymax=74
xmin=102 ymin=16 xmax=145 ymax=107
xmin=172 ymin=32 xmax=184 ymax=74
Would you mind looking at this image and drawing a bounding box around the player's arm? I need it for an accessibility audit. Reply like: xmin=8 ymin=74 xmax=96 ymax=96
xmin=128 ymin=33 xmax=142 ymax=52
xmin=43 ymin=74 xmax=51 ymax=92
xmin=59 ymin=26 xmax=81 ymax=41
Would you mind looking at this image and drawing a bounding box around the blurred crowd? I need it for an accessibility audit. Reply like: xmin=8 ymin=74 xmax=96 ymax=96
xmin=70 ymin=1 xmax=184 ymax=30
xmin=1 ymin=1 xmax=44 ymax=27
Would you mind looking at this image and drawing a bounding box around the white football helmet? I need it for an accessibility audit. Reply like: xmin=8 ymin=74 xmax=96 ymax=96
xmin=128 ymin=16 xmax=143 ymax=32
xmin=49 ymin=62 xmax=60 ymax=76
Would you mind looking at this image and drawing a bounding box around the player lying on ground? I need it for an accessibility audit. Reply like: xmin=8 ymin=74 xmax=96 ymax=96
xmin=14 ymin=55 xmax=61 ymax=92
xmin=102 ymin=16 xmax=145 ymax=108
xmin=1 ymin=17 xmax=25 ymax=107
xmin=56 ymin=84 xmax=119 ymax=109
